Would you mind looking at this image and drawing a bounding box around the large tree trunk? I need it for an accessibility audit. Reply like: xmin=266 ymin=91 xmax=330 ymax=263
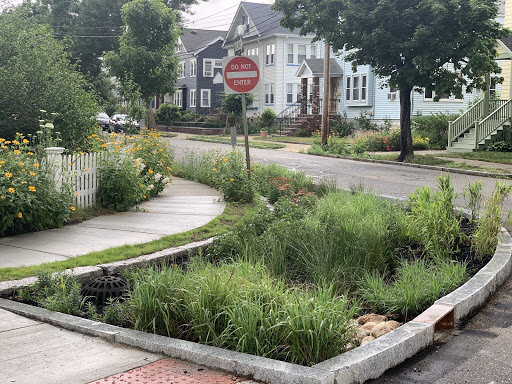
xmin=145 ymin=98 xmax=157 ymax=130
xmin=398 ymin=87 xmax=414 ymax=161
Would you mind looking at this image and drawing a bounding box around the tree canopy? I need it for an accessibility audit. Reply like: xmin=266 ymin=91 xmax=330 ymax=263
xmin=274 ymin=0 xmax=508 ymax=159
xmin=104 ymin=0 xmax=180 ymax=129
xmin=0 ymin=12 xmax=98 ymax=149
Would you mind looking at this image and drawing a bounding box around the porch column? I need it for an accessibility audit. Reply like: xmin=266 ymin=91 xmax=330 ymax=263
xmin=300 ymin=78 xmax=308 ymax=115
xmin=312 ymin=76 xmax=320 ymax=115
xmin=483 ymin=73 xmax=490 ymax=116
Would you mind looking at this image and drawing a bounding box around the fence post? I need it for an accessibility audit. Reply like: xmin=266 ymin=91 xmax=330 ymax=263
xmin=45 ymin=147 xmax=65 ymax=190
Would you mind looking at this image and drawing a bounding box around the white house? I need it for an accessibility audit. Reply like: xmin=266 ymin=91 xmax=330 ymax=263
xmin=223 ymin=2 xmax=320 ymax=115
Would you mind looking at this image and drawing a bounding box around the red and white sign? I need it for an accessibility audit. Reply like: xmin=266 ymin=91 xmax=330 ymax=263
xmin=222 ymin=56 xmax=260 ymax=94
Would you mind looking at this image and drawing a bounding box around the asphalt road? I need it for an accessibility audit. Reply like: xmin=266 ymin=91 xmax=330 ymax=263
xmin=167 ymin=137 xmax=512 ymax=214
xmin=167 ymin=137 xmax=512 ymax=383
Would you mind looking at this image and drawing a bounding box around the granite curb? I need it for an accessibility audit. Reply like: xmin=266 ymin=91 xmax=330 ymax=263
xmin=308 ymin=152 xmax=512 ymax=179
xmin=0 ymin=227 xmax=510 ymax=384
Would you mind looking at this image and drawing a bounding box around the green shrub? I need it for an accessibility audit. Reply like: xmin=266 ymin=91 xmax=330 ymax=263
xmin=97 ymin=152 xmax=145 ymax=211
xmin=331 ymin=113 xmax=356 ymax=137
xmin=156 ymin=103 xmax=181 ymax=125
xmin=412 ymin=113 xmax=459 ymax=149
xmin=407 ymin=175 xmax=464 ymax=260
xmin=361 ymin=259 xmax=467 ymax=320
xmin=212 ymin=150 xmax=254 ymax=203
xmin=203 ymin=116 xmax=224 ymax=128
xmin=353 ymin=129 xmax=400 ymax=152
xmin=260 ymin=108 xmax=277 ymax=133
xmin=0 ymin=134 xmax=72 ymax=236
xmin=354 ymin=112 xmax=379 ymax=131
xmin=485 ymin=140 xmax=512 ymax=152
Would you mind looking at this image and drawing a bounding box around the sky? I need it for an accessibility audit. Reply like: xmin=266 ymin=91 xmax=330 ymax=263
xmin=183 ymin=0 xmax=274 ymax=31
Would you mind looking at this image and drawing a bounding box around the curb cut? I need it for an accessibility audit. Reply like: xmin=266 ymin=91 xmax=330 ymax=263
xmin=0 ymin=228 xmax=511 ymax=384
xmin=0 ymin=238 xmax=215 ymax=296
xmin=307 ymin=152 xmax=512 ymax=180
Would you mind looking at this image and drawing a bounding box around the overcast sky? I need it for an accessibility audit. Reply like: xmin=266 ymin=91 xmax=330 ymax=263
xmin=184 ymin=0 xmax=273 ymax=31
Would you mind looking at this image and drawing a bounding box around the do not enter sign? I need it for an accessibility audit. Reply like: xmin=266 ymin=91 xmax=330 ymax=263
xmin=222 ymin=56 xmax=260 ymax=94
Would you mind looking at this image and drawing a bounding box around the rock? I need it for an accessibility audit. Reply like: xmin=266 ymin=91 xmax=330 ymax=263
xmin=361 ymin=321 xmax=377 ymax=331
xmin=345 ymin=343 xmax=355 ymax=351
xmin=349 ymin=319 xmax=359 ymax=328
xmin=371 ymin=320 xmax=401 ymax=339
xmin=360 ymin=336 xmax=375 ymax=346
xmin=357 ymin=313 xmax=388 ymax=325
xmin=356 ymin=328 xmax=370 ymax=342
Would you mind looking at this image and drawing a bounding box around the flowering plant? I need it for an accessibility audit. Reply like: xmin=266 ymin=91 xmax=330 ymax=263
xmin=0 ymin=133 xmax=72 ymax=236
xmin=211 ymin=150 xmax=254 ymax=203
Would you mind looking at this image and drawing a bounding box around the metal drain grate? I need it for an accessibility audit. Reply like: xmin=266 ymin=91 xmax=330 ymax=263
xmin=81 ymin=276 xmax=130 ymax=306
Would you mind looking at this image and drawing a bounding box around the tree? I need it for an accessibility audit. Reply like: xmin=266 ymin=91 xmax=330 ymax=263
xmin=274 ymin=0 xmax=508 ymax=160
xmin=0 ymin=12 xmax=98 ymax=149
xmin=104 ymin=0 xmax=180 ymax=129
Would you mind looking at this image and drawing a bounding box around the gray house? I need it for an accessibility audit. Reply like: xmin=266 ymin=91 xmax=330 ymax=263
xmin=162 ymin=29 xmax=227 ymax=115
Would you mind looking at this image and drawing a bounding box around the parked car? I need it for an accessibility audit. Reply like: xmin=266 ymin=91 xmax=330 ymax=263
xmin=96 ymin=112 xmax=110 ymax=131
xmin=110 ymin=114 xmax=140 ymax=133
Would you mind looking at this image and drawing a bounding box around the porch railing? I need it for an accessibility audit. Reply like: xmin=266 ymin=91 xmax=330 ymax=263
xmin=448 ymin=99 xmax=484 ymax=145
xmin=475 ymin=99 xmax=512 ymax=148
xmin=276 ymin=103 xmax=301 ymax=134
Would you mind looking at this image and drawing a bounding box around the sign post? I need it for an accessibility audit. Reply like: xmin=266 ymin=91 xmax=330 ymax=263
xmin=222 ymin=55 xmax=260 ymax=177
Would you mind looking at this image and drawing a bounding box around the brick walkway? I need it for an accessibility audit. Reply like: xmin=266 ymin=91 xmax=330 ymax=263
xmin=89 ymin=359 xmax=251 ymax=384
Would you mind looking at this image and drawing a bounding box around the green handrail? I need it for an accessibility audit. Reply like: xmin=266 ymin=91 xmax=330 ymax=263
xmin=448 ymin=99 xmax=484 ymax=145
xmin=475 ymin=99 xmax=512 ymax=149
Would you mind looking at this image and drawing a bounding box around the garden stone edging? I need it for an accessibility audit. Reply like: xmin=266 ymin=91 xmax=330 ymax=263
xmin=0 ymin=228 xmax=511 ymax=383
xmin=308 ymin=152 xmax=512 ymax=180
xmin=0 ymin=238 xmax=215 ymax=296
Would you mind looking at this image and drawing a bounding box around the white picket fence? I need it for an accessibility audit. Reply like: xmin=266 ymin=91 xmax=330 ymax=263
xmin=45 ymin=147 xmax=103 ymax=208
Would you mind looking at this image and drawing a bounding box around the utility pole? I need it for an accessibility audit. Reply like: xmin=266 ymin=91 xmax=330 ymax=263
xmin=321 ymin=42 xmax=330 ymax=146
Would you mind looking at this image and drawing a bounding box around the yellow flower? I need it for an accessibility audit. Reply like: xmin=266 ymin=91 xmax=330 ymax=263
xmin=230 ymin=178 xmax=235 ymax=182
xmin=0 ymin=138 xmax=4 ymax=143
xmin=29 ymin=171 xmax=35 ymax=176
xmin=12 ymin=140 xmax=19 ymax=145
xmin=8 ymin=187 xmax=15 ymax=193
xmin=101 ymin=144 xmax=107 ymax=148
xmin=70 ymin=206 xmax=76 ymax=211
xmin=34 ymin=163 xmax=40 ymax=168
xmin=27 ymin=152 xmax=34 ymax=155
xmin=148 ymin=169 xmax=154 ymax=174
xmin=223 ymin=158 xmax=228 ymax=162
xmin=213 ymin=161 xmax=217 ymax=165
xmin=4 ymin=172 xmax=12 ymax=178
xmin=222 ymin=179 xmax=226 ymax=183
xmin=18 ymin=212 xmax=22 ymax=218
xmin=28 ymin=186 xmax=36 ymax=192
xmin=13 ymin=150 xmax=21 ymax=155
xmin=75 ymin=192 xmax=80 ymax=196
xmin=19 ymin=162 xmax=24 ymax=166
xmin=0 ymin=195 xmax=4 ymax=199
xmin=22 ymin=139 xmax=29 ymax=144
xmin=0 ymin=161 xmax=4 ymax=164
xmin=212 ymin=168 xmax=217 ymax=172
xmin=21 ymin=169 xmax=26 ymax=172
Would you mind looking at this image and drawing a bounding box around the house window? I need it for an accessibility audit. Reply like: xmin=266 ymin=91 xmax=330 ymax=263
xmin=310 ymin=45 xmax=316 ymax=59
xmin=247 ymin=48 xmax=258 ymax=56
xmin=173 ymin=90 xmax=183 ymax=108
xmin=265 ymin=83 xmax=274 ymax=104
xmin=388 ymin=86 xmax=398 ymax=101
xmin=214 ymin=59 xmax=223 ymax=68
xmin=298 ymin=45 xmax=306 ymax=63
xmin=201 ymin=89 xmax=211 ymax=107
xmin=175 ymin=41 xmax=184 ymax=53
xmin=266 ymin=44 xmax=275 ymax=65
xmin=424 ymin=89 xmax=434 ymax=100
xmin=203 ymin=59 xmax=213 ymax=77
xmin=288 ymin=44 xmax=294 ymax=64
xmin=346 ymin=75 xmax=367 ymax=102
xmin=190 ymin=89 xmax=196 ymax=107
xmin=286 ymin=83 xmax=293 ymax=103
xmin=190 ymin=59 xmax=197 ymax=77
xmin=178 ymin=61 xmax=185 ymax=78
xmin=490 ymin=78 xmax=497 ymax=97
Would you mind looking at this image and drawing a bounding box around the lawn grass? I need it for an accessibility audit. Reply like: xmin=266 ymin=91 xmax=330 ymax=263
xmin=187 ymin=135 xmax=286 ymax=149
xmin=0 ymin=202 xmax=252 ymax=282
xmin=436 ymin=151 xmax=512 ymax=165
xmin=253 ymin=136 xmax=316 ymax=145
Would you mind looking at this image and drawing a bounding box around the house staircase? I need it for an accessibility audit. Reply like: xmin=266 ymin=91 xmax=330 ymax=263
xmin=448 ymin=99 xmax=512 ymax=152
xmin=276 ymin=104 xmax=325 ymax=136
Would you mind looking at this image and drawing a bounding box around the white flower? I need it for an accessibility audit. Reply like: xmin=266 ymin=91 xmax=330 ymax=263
xmin=154 ymin=173 xmax=162 ymax=181
xmin=148 ymin=184 xmax=154 ymax=190
xmin=162 ymin=177 xmax=170 ymax=184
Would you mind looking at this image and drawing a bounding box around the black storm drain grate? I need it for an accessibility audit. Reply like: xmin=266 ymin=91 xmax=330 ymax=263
xmin=81 ymin=276 xmax=130 ymax=306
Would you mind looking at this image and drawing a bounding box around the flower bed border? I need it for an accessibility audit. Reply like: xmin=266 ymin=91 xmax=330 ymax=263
xmin=0 ymin=214 xmax=511 ymax=384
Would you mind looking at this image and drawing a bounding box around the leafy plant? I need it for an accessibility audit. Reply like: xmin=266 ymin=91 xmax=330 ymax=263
xmin=260 ymin=108 xmax=277 ymax=133
xmin=331 ymin=113 xmax=356 ymax=137
xmin=156 ymin=103 xmax=181 ymax=125
xmin=212 ymin=150 xmax=254 ymax=203
xmin=463 ymin=181 xmax=483 ymax=223
xmin=412 ymin=113 xmax=459 ymax=150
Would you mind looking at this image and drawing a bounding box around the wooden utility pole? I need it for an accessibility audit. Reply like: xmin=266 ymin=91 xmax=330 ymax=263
xmin=321 ymin=43 xmax=330 ymax=146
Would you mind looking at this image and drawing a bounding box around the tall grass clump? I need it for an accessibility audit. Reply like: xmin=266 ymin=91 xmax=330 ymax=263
xmin=122 ymin=258 xmax=358 ymax=365
xmin=407 ymin=175 xmax=464 ymax=260
xmin=360 ymin=259 xmax=466 ymax=320
xmin=472 ymin=182 xmax=512 ymax=260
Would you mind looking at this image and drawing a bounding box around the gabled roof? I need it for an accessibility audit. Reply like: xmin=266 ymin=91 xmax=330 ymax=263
xmin=296 ymin=59 xmax=343 ymax=78
xmin=497 ymin=35 xmax=512 ymax=60
xmin=180 ymin=28 xmax=226 ymax=53
xmin=224 ymin=2 xmax=310 ymax=47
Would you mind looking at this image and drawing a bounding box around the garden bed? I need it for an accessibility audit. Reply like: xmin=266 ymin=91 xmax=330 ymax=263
xmin=2 ymin=155 xmax=512 ymax=383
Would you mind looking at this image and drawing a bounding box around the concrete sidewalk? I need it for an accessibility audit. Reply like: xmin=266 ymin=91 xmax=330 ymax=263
xmin=0 ymin=178 xmax=225 ymax=268
xmin=0 ymin=308 xmax=253 ymax=384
